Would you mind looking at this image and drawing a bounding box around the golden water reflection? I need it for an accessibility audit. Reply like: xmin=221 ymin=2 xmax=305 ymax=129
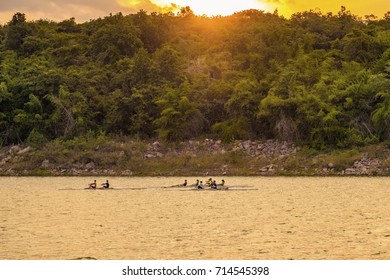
xmin=1 ymin=176 xmax=390 ymax=259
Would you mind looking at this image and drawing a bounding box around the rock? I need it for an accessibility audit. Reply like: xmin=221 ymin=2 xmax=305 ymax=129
xmin=41 ymin=159 xmax=51 ymax=168
xmin=242 ymin=140 xmax=252 ymax=150
xmin=259 ymin=164 xmax=277 ymax=173
xmin=361 ymin=167 xmax=369 ymax=175
xmin=145 ymin=151 xmax=163 ymax=158
xmin=155 ymin=152 xmax=163 ymax=158
xmin=85 ymin=162 xmax=95 ymax=170
xmin=235 ymin=140 xmax=296 ymax=158
xmin=5 ymin=169 xmax=16 ymax=175
xmin=17 ymin=146 xmax=33 ymax=155
xmin=345 ymin=168 xmax=357 ymax=175
xmin=121 ymin=170 xmax=133 ymax=176
xmin=345 ymin=157 xmax=382 ymax=175
xmin=269 ymin=164 xmax=276 ymax=170
xmin=9 ymin=145 xmax=21 ymax=154
xmin=71 ymin=169 xmax=80 ymax=175
xmin=1 ymin=156 xmax=11 ymax=165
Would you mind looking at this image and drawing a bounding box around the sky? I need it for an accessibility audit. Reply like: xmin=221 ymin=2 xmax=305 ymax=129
xmin=0 ymin=0 xmax=389 ymax=24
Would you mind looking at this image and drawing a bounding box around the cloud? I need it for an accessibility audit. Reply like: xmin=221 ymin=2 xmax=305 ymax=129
xmin=116 ymin=0 xmax=174 ymax=13
xmin=0 ymin=0 xmax=388 ymax=24
xmin=125 ymin=0 xmax=275 ymax=16
xmin=0 ymin=0 xmax=182 ymax=24
xmin=0 ymin=0 xmax=116 ymax=12
xmin=0 ymin=0 xmax=126 ymax=24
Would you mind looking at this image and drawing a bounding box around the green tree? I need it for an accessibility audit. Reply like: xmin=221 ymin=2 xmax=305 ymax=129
xmin=212 ymin=79 xmax=260 ymax=141
xmin=341 ymin=29 xmax=387 ymax=65
xmin=154 ymin=84 xmax=204 ymax=141
xmin=0 ymin=82 xmax=13 ymax=145
xmin=4 ymin=13 xmax=32 ymax=53
xmin=132 ymin=10 xmax=168 ymax=52
xmin=90 ymin=14 xmax=142 ymax=64
xmin=12 ymin=94 xmax=44 ymax=142
xmin=48 ymin=86 xmax=89 ymax=138
xmin=102 ymin=85 xmax=158 ymax=138
xmin=153 ymin=45 xmax=185 ymax=85
xmin=371 ymin=91 xmax=390 ymax=141
xmin=0 ymin=8 xmax=389 ymax=150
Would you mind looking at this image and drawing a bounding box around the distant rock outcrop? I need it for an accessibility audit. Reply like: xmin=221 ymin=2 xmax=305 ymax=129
xmin=0 ymin=140 xmax=390 ymax=176
xmin=342 ymin=156 xmax=382 ymax=175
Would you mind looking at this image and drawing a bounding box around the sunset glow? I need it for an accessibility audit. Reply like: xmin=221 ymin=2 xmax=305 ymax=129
xmin=0 ymin=0 xmax=389 ymax=25
xmin=118 ymin=0 xmax=272 ymax=16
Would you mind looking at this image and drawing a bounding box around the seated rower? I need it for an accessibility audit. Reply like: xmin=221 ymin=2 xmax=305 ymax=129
xmin=197 ymin=181 xmax=204 ymax=189
xmin=219 ymin=179 xmax=225 ymax=187
xmin=210 ymin=180 xmax=217 ymax=189
xmin=182 ymin=179 xmax=187 ymax=187
xmin=89 ymin=180 xmax=97 ymax=189
xmin=102 ymin=180 xmax=110 ymax=188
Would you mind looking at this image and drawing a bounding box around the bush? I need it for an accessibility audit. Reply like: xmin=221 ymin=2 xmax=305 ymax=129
xmin=25 ymin=129 xmax=46 ymax=148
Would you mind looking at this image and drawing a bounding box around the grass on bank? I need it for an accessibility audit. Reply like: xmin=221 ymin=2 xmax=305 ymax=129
xmin=2 ymin=135 xmax=390 ymax=176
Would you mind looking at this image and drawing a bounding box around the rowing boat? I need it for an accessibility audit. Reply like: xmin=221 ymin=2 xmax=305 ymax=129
xmin=58 ymin=187 xmax=147 ymax=191
xmin=161 ymin=181 xmax=204 ymax=188
xmin=84 ymin=187 xmax=113 ymax=190
xmin=185 ymin=187 xmax=258 ymax=191
xmin=198 ymin=186 xmax=228 ymax=190
xmin=161 ymin=184 xmax=194 ymax=189
xmin=83 ymin=187 xmax=148 ymax=191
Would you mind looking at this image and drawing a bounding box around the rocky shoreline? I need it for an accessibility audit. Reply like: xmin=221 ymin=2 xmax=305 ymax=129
xmin=1 ymin=139 xmax=390 ymax=176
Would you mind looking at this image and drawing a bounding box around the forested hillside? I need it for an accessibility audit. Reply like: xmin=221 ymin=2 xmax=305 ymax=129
xmin=1 ymin=7 xmax=390 ymax=150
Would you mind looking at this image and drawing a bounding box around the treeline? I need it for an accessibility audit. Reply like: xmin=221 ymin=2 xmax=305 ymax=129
xmin=0 ymin=7 xmax=390 ymax=149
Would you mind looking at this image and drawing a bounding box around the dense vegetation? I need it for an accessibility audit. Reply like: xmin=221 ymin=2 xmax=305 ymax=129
xmin=1 ymin=7 xmax=390 ymax=150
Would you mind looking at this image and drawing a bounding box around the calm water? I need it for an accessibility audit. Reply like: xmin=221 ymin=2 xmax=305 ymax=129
xmin=1 ymin=176 xmax=390 ymax=260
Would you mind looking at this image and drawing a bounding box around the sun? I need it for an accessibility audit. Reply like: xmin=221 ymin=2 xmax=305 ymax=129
xmin=132 ymin=0 xmax=271 ymax=16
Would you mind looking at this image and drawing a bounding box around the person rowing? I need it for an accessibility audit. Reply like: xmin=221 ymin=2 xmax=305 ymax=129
xmin=197 ymin=181 xmax=204 ymax=189
xmin=88 ymin=180 xmax=97 ymax=189
xmin=102 ymin=180 xmax=110 ymax=188
xmin=210 ymin=180 xmax=217 ymax=189
xmin=183 ymin=179 xmax=187 ymax=187
xmin=206 ymin=178 xmax=213 ymax=188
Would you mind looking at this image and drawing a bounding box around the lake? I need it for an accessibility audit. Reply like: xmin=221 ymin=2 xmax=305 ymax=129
xmin=1 ymin=176 xmax=390 ymax=260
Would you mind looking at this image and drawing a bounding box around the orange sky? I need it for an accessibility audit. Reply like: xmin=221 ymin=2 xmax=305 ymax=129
xmin=0 ymin=0 xmax=389 ymax=24
xmin=117 ymin=0 xmax=389 ymax=18
xmin=274 ymin=0 xmax=389 ymax=18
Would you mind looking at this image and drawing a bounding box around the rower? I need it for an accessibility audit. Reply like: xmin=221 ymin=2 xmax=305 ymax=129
xmin=220 ymin=179 xmax=225 ymax=187
xmin=210 ymin=180 xmax=217 ymax=189
xmin=183 ymin=179 xmax=187 ymax=186
xmin=197 ymin=181 xmax=204 ymax=189
xmin=207 ymin=178 xmax=213 ymax=188
xmin=89 ymin=180 xmax=97 ymax=189
xmin=102 ymin=180 xmax=109 ymax=188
